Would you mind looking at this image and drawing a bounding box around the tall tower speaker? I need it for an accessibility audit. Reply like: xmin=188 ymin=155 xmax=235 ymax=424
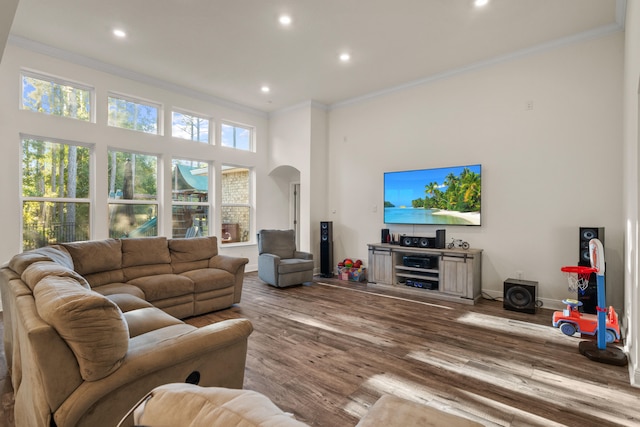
xmin=578 ymin=227 xmax=604 ymax=314
xmin=320 ymin=221 xmax=333 ymax=278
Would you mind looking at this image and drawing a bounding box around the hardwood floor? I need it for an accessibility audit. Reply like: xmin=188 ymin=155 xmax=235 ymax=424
xmin=1 ymin=272 xmax=639 ymax=426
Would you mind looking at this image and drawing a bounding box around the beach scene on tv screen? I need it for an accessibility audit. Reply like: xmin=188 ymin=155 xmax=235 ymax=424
xmin=384 ymin=165 xmax=481 ymax=226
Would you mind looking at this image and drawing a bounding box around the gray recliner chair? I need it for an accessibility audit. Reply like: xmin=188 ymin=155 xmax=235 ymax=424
xmin=257 ymin=229 xmax=314 ymax=287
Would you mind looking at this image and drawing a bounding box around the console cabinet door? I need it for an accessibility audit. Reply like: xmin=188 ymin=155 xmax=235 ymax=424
xmin=440 ymin=255 xmax=471 ymax=297
xmin=368 ymin=248 xmax=393 ymax=284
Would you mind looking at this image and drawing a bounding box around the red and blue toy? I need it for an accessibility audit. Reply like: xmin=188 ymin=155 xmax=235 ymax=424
xmin=552 ymin=298 xmax=620 ymax=343
xmin=551 ymin=238 xmax=627 ymax=365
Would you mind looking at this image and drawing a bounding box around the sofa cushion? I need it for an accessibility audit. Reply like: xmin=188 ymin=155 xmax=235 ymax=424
xmin=106 ymin=293 xmax=154 ymax=313
xmin=355 ymin=394 xmax=484 ymax=427
xmin=33 ymin=276 xmax=129 ymax=381
xmin=21 ymin=261 xmax=90 ymax=291
xmin=181 ymin=268 xmax=235 ymax=292
xmin=62 ymin=239 xmax=122 ymax=276
xmin=8 ymin=245 xmax=74 ymax=276
xmin=83 ymin=269 xmax=126 ymax=287
xmin=134 ymin=383 xmax=308 ymax=426
xmin=93 ymin=282 xmax=146 ymax=299
xmin=124 ymin=306 xmax=185 ymax=338
xmin=258 ymin=229 xmax=296 ymax=259
xmin=169 ymin=236 xmax=218 ymax=267
xmin=122 ymin=237 xmax=171 ymax=267
xmin=127 ymin=274 xmax=194 ymax=302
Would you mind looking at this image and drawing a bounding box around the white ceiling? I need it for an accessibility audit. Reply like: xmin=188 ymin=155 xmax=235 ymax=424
xmin=6 ymin=0 xmax=624 ymax=114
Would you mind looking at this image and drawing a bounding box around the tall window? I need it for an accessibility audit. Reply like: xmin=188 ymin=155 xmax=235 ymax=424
xmin=221 ymin=122 xmax=252 ymax=151
xmin=172 ymin=159 xmax=210 ymax=238
xmin=108 ymin=150 xmax=158 ymax=238
xmin=21 ymin=137 xmax=91 ymax=250
xmin=21 ymin=71 xmax=92 ymax=121
xmin=172 ymin=110 xmax=210 ymax=143
xmin=221 ymin=166 xmax=251 ymax=244
xmin=108 ymin=94 xmax=160 ymax=134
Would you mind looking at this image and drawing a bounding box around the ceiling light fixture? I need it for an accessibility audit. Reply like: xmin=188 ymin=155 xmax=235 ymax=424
xmin=279 ymin=15 xmax=292 ymax=26
xmin=261 ymin=86 xmax=270 ymax=93
xmin=474 ymin=0 xmax=489 ymax=7
xmin=113 ymin=29 xmax=127 ymax=38
xmin=339 ymin=53 xmax=351 ymax=62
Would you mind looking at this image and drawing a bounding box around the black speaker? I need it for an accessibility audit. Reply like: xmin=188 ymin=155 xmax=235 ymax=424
xmin=320 ymin=221 xmax=333 ymax=278
xmin=503 ymin=279 xmax=538 ymax=314
xmin=578 ymin=227 xmax=604 ymax=314
xmin=400 ymin=236 xmax=418 ymax=247
xmin=381 ymin=228 xmax=390 ymax=244
xmin=419 ymin=237 xmax=436 ymax=248
xmin=436 ymin=229 xmax=446 ymax=249
xmin=579 ymin=227 xmax=604 ymax=267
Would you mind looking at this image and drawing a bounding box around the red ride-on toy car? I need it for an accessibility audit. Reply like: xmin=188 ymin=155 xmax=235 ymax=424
xmin=552 ymin=299 xmax=621 ymax=343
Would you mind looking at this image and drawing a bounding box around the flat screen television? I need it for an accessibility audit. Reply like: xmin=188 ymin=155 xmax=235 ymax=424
xmin=384 ymin=164 xmax=481 ymax=226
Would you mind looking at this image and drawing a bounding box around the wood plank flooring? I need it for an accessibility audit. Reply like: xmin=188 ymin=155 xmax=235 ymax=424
xmin=2 ymin=272 xmax=640 ymax=426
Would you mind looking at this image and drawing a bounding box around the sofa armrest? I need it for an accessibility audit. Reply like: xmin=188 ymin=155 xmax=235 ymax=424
xmin=294 ymin=251 xmax=313 ymax=260
xmin=209 ymin=255 xmax=249 ymax=274
xmin=54 ymin=318 xmax=254 ymax=427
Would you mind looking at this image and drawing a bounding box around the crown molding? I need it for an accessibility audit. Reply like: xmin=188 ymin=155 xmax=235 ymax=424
xmin=9 ymin=35 xmax=268 ymax=119
xmin=269 ymin=100 xmax=329 ymax=119
xmin=329 ymin=22 xmax=624 ymax=111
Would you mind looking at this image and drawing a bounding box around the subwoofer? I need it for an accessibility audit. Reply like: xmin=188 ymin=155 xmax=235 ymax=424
xmin=320 ymin=221 xmax=333 ymax=278
xmin=503 ymin=279 xmax=538 ymax=314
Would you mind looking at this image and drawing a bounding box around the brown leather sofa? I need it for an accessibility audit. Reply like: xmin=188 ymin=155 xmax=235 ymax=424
xmin=0 ymin=236 xmax=253 ymax=427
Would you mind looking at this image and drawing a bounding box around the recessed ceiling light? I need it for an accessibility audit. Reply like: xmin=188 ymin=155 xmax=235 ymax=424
xmin=261 ymin=86 xmax=270 ymax=93
xmin=279 ymin=15 xmax=292 ymax=26
xmin=339 ymin=53 xmax=351 ymax=62
xmin=474 ymin=0 xmax=489 ymax=7
xmin=113 ymin=29 xmax=127 ymax=38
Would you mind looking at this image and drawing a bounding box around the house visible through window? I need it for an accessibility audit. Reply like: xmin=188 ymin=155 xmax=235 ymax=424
xmin=221 ymin=165 xmax=251 ymax=243
xmin=172 ymin=159 xmax=210 ymax=238
xmin=21 ymin=71 xmax=93 ymax=121
xmin=21 ymin=137 xmax=91 ymax=250
xmin=172 ymin=110 xmax=210 ymax=143
xmin=108 ymin=150 xmax=158 ymax=238
xmin=108 ymin=94 xmax=160 ymax=135
xmin=221 ymin=122 xmax=252 ymax=151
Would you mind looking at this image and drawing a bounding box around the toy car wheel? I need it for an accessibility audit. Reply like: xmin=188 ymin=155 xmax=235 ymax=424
xmin=604 ymin=329 xmax=617 ymax=343
xmin=462 ymin=242 xmax=470 ymax=250
xmin=559 ymin=322 xmax=577 ymax=336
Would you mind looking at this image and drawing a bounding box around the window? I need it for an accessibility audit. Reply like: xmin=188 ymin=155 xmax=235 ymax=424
xmin=221 ymin=122 xmax=252 ymax=151
xmin=21 ymin=137 xmax=91 ymax=250
xmin=21 ymin=71 xmax=92 ymax=121
xmin=172 ymin=159 xmax=210 ymax=237
xmin=172 ymin=110 xmax=210 ymax=143
xmin=108 ymin=150 xmax=158 ymax=238
xmin=108 ymin=94 xmax=160 ymax=134
xmin=221 ymin=165 xmax=251 ymax=243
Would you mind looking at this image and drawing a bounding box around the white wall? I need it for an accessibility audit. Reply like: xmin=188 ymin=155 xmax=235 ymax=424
xmin=268 ymin=104 xmax=312 ymax=252
xmin=327 ymin=32 xmax=624 ymax=311
xmin=0 ymin=44 xmax=271 ymax=269
xmin=623 ymin=0 xmax=640 ymax=386
xmin=268 ymin=102 xmax=329 ymax=262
